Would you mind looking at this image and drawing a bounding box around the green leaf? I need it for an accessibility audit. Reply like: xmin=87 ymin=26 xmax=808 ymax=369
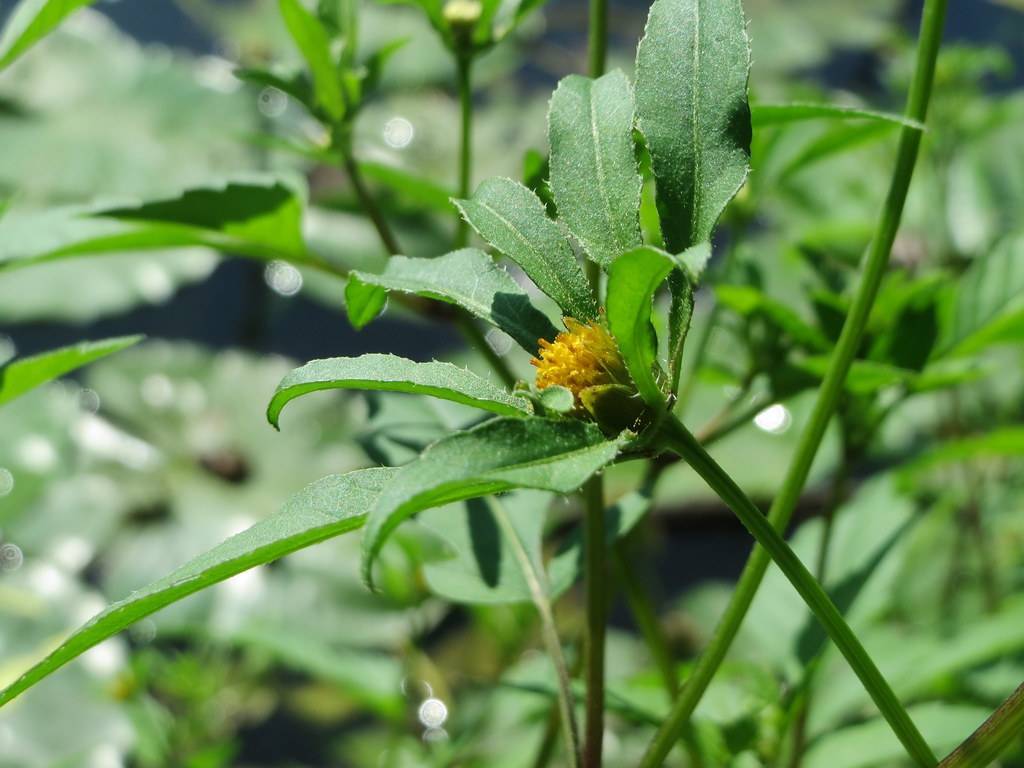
xmin=634 ymin=0 xmax=751 ymax=251
xmin=234 ymin=66 xmax=315 ymax=112
xmin=358 ymin=161 xmax=455 ymax=214
xmin=793 ymin=357 xmax=916 ymax=395
xmin=0 ymin=0 xmax=94 ymax=71
xmin=804 ymin=704 xmax=994 ymax=768
xmin=715 ymin=284 xmax=831 ymax=351
xmin=349 ymin=248 xmax=559 ymax=352
xmin=898 ymin=427 xmax=1024 ymax=481
xmin=548 ymin=70 xmax=642 ymax=267
xmin=0 ymin=468 xmax=394 ymax=708
xmin=0 ymin=336 xmax=142 ymax=409
xmin=97 ymin=179 xmax=308 ymax=263
xmin=667 ymin=270 xmax=695 ymax=394
xmin=344 ymin=275 xmax=389 ymax=329
xmin=751 ymin=102 xmax=926 ymax=131
xmin=268 ymin=353 xmax=531 ymax=428
xmin=360 ymin=418 xmax=626 ymax=587
xmin=455 ymin=177 xmax=596 ymax=321
xmin=776 ymin=120 xmax=893 ymax=181
xmin=936 ymin=232 xmax=1024 ymax=357
xmin=606 ymin=246 xmax=676 ymax=407
xmin=278 ymin=0 xmax=344 ymax=121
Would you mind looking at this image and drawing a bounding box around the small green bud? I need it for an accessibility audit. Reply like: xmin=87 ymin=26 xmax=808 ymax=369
xmin=443 ymin=0 xmax=482 ymax=47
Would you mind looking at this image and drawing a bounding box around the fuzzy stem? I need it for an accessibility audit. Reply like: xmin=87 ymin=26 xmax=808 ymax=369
xmin=582 ymin=474 xmax=607 ymax=768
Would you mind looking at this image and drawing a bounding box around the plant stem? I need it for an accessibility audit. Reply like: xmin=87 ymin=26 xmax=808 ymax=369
xmin=650 ymin=414 xmax=937 ymax=768
xmin=588 ymin=0 xmax=607 ymax=78
xmin=455 ymin=54 xmax=473 ymax=248
xmin=637 ymin=0 xmax=948 ymax=762
xmin=491 ymin=499 xmax=581 ymax=768
xmin=938 ymin=681 xmax=1024 ymax=768
xmin=582 ymin=474 xmax=607 ymax=768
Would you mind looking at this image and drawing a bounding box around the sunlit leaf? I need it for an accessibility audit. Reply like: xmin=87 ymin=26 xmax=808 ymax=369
xmin=0 ymin=0 xmax=95 ymax=71
xmin=278 ymin=0 xmax=345 ymax=121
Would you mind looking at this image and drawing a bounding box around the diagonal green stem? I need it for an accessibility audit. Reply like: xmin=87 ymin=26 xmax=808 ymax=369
xmin=653 ymin=414 xmax=937 ymax=767
xmin=491 ymin=498 xmax=581 ymax=767
xmin=637 ymin=0 xmax=948 ymax=763
xmin=938 ymin=681 xmax=1024 ymax=768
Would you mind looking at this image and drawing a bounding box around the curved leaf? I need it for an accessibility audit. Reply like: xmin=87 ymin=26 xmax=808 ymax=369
xmin=361 ymin=418 xmax=626 ymax=587
xmin=635 ymin=0 xmax=751 ymax=251
xmin=0 ymin=336 xmax=143 ymax=409
xmin=606 ymin=246 xmax=676 ymax=407
xmin=268 ymin=353 xmax=531 ymax=428
xmin=0 ymin=468 xmax=393 ymax=708
xmin=548 ymin=70 xmax=642 ymax=267
xmin=278 ymin=0 xmax=344 ymax=121
xmin=350 ymin=248 xmax=558 ymax=351
xmin=0 ymin=0 xmax=95 ymax=71
xmin=751 ymin=102 xmax=926 ymax=131
xmin=455 ymin=177 xmax=596 ymax=321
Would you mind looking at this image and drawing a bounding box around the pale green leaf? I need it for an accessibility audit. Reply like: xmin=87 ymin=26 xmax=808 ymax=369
xmin=361 ymin=418 xmax=626 ymax=586
xmin=455 ymin=177 xmax=596 ymax=321
xmin=349 ymin=248 xmax=558 ymax=351
xmin=268 ymin=353 xmax=531 ymax=428
xmin=751 ymin=102 xmax=925 ymax=131
xmin=635 ymin=0 xmax=751 ymax=251
xmin=936 ymin=232 xmax=1024 ymax=357
xmin=548 ymin=70 xmax=642 ymax=267
xmin=344 ymin=275 xmax=389 ymax=329
xmin=279 ymin=0 xmax=344 ymax=121
xmin=0 ymin=468 xmax=394 ymax=708
xmin=0 ymin=0 xmax=94 ymax=71
xmin=0 ymin=336 xmax=142 ymax=409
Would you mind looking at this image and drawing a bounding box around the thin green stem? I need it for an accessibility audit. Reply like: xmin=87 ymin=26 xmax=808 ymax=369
xmin=652 ymin=414 xmax=937 ymax=768
xmin=582 ymin=474 xmax=607 ymax=768
xmin=491 ymin=499 xmax=581 ymax=768
xmin=455 ymin=55 xmax=473 ymax=248
xmin=587 ymin=0 xmax=608 ymax=78
xmin=638 ymin=0 xmax=948 ymax=763
xmin=938 ymin=682 xmax=1024 ymax=768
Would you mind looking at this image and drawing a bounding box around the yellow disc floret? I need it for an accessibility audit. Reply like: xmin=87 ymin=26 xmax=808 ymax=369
xmin=531 ymin=317 xmax=630 ymax=406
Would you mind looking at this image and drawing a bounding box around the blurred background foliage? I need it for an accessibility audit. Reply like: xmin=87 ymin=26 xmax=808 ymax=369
xmin=0 ymin=0 xmax=1023 ymax=766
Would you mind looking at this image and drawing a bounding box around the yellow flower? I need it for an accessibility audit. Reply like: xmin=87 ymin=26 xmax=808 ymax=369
xmin=531 ymin=317 xmax=630 ymax=407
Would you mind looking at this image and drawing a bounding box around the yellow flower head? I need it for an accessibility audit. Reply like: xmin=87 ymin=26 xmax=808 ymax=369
xmin=531 ymin=317 xmax=630 ymax=407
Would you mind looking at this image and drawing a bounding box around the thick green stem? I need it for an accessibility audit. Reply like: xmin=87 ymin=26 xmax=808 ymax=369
xmin=588 ymin=0 xmax=607 ymax=78
xmin=938 ymin=682 xmax=1024 ymax=768
xmin=455 ymin=55 xmax=473 ymax=248
xmin=651 ymin=415 xmax=937 ymax=767
xmin=638 ymin=0 xmax=948 ymax=763
xmin=582 ymin=474 xmax=607 ymax=768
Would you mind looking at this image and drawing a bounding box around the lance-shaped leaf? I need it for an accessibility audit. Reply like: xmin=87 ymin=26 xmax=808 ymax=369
xmin=0 ymin=468 xmax=393 ymax=708
xmin=268 ymin=353 xmax=531 ymax=428
xmin=548 ymin=70 xmax=642 ymax=267
xmin=0 ymin=0 xmax=95 ymax=71
xmin=361 ymin=418 xmax=626 ymax=587
xmin=0 ymin=336 xmax=143 ymax=409
xmin=606 ymin=246 xmax=677 ymax=407
xmin=935 ymin=231 xmax=1024 ymax=357
xmin=349 ymin=248 xmax=559 ymax=351
xmin=279 ymin=0 xmax=344 ymax=121
xmin=455 ymin=177 xmax=596 ymax=321
xmin=751 ymin=102 xmax=925 ymax=130
xmin=635 ymin=0 xmax=751 ymax=251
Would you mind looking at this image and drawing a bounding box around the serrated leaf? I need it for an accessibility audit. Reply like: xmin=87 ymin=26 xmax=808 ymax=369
xmin=268 ymin=353 xmax=531 ymax=428
xmin=751 ymin=102 xmax=925 ymax=131
xmin=0 ymin=336 xmax=142 ymax=409
xmin=349 ymin=248 xmax=558 ymax=351
xmin=0 ymin=468 xmax=394 ymax=708
xmin=936 ymin=232 xmax=1024 ymax=357
xmin=0 ymin=0 xmax=95 ymax=71
xmin=455 ymin=177 xmax=596 ymax=321
xmin=360 ymin=418 xmax=626 ymax=587
xmin=279 ymin=0 xmax=344 ymax=121
xmin=548 ymin=70 xmax=642 ymax=267
xmin=635 ymin=0 xmax=751 ymax=251
xmin=606 ymin=246 xmax=677 ymax=407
